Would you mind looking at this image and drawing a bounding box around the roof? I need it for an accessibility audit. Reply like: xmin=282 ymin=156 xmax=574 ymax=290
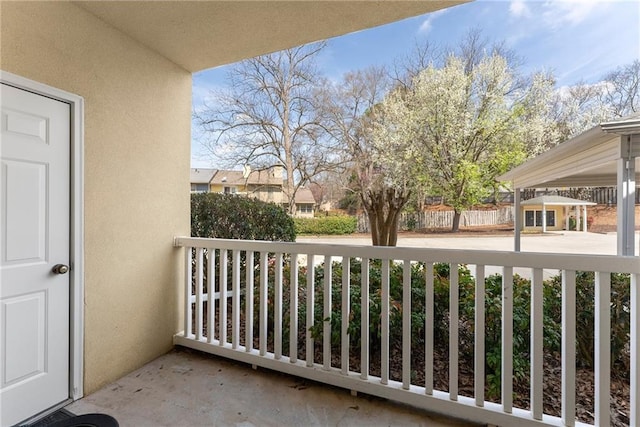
xmin=498 ymin=113 xmax=640 ymax=188
xmin=74 ymin=1 xmax=466 ymax=73
xmin=209 ymin=169 xmax=283 ymax=186
xmin=294 ymin=187 xmax=316 ymax=205
xmin=190 ymin=168 xmax=216 ymax=184
xmin=520 ymin=195 xmax=596 ymax=206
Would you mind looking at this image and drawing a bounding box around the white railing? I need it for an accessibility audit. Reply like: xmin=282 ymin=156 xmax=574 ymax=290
xmin=173 ymin=237 xmax=639 ymax=427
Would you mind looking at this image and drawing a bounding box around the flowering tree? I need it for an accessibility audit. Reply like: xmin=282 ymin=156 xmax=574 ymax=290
xmin=380 ymin=53 xmax=553 ymax=231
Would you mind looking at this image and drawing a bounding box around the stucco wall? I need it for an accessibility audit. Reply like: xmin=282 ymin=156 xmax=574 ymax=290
xmin=1 ymin=2 xmax=190 ymax=393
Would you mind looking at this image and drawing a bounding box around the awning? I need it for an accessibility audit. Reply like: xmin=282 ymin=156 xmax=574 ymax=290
xmin=497 ymin=113 xmax=640 ymax=189
xmin=498 ymin=113 xmax=640 ymax=255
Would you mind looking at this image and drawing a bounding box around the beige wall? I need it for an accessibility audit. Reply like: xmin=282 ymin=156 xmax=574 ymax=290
xmin=1 ymin=2 xmax=191 ymax=393
xmin=521 ymin=206 xmax=564 ymax=231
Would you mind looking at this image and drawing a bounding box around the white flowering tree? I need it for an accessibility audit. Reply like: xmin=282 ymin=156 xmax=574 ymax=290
xmin=380 ymin=53 xmax=554 ymax=231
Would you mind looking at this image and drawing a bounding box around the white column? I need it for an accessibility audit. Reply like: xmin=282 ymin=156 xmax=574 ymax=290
xmin=582 ymin=205 xmax=588 ymax=232
xmin=565 ymin=206 xmax=569 ymax=231
xmin=542 ymin=205 xmax=547 ymax=233
xmin=514 ymin=188 xmax=521 ymax=252
xmin=617 ymin=137 xmax=636 ymax=256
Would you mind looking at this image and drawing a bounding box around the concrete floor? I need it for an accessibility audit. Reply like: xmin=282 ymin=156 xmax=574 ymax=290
xmin=68 ymin=348 xmax=480 ymax=427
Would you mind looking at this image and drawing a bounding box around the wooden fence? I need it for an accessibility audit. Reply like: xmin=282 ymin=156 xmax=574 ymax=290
xmin=357 ymin=207 xmax=514 ymax=232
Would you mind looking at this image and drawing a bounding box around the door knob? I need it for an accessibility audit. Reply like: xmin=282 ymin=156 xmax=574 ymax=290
xmin=52 ymin=264 xmax=69 ymax=275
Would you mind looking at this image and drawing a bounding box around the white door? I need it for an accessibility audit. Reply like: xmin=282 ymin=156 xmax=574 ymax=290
xmin=0 ymin=83 xmax=70 ymax=426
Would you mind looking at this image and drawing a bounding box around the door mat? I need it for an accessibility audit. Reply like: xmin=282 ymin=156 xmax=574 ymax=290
xmin=21 ymin=408 xmax=75 ymax=427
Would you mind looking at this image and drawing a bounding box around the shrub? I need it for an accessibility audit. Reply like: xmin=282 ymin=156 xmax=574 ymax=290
xmin=191 ymin=192 xmax=295 ymax=241
xmin=247 ymin=256 xmax=630 ymax=400
xmin=544 ymin=271 xmax=630 ymax=372
xmin=294 ymin=215 xmax=357 ymax=235
xmin=307 ymin=260 xmax=476 ymax=355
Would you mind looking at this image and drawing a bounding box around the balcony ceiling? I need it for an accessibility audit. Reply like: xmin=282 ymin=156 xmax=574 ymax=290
xmin=73 ymin=1 xmax=467 ymax=73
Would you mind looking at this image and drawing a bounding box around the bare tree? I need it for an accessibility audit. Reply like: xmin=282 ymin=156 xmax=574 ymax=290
xmin=602 ymin=59 xmax=640 ymax=117
xmin=550 ymin=61 xmax=640 ymax=141
xmin=550 ymin=80 xmax=610 ymax=140
xmin=195 ymin=42 xmax=337 ymax=214
xmin=324 ymin=67 xmax=412 ymax=246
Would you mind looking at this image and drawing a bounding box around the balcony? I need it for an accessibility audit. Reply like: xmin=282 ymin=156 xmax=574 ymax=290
xmin=167 ymin=237 xmax=638 ymax=427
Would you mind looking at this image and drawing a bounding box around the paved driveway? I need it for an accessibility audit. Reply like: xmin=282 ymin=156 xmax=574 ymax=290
xmin=298 ymin=231 xmax=628 ymax=255
xmin=297 ymin=231 xmax=634 ymax=279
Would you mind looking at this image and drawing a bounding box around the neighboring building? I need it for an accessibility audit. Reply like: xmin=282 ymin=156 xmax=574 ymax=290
xmin=190 ymin=168 xmax=216 ymax=193
xmin=190 ymin=166 xmax=316 ymax=216
xmin=519 ymin=195 xmax=596 ymax=233
xmin=209 ymin=166 xmax=284 ymax=204
xmin=285 ymin=186 xmax=316 ymax=218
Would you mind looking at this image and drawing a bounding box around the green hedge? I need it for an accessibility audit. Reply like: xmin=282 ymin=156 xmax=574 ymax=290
xmin=294 ymin=215 xmax=357 ymax=235
xmin=191 ymin=192 xmax=295 ymax=241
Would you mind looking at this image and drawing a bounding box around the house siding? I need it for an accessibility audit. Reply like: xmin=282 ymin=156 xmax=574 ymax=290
xmin=1 ymin=2 xmax=190 ymax=394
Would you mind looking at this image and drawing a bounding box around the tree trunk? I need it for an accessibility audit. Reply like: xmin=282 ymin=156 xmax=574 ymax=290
xmin=362 ymin=187 xmax=410 ymax=246
xmin=452 ymin=210 xmax=462 ymax=232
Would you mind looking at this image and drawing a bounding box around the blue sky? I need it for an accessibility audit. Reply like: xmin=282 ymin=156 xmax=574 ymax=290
xmin=192 ymin=0 xmax=640 ymax=167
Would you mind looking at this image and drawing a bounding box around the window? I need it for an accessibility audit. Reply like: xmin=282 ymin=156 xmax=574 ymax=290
xmin=525 ymin=210 xmax=534 ymax=227
xmin=224 ymin=186 xmax=237 ymax=194
xmin=546 ymin=211 xmax=556 ymax=227
xmin=298 ymin=204 xmax=314 ymax=214
xmin=524 ymin=209 xmax=555 ymax=227
xmin=191 ymin=183 xmax=209 ymax=193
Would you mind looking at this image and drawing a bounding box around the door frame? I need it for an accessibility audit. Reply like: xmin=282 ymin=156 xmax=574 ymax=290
xmin=1 ymin=70 xmax=85 ymax=401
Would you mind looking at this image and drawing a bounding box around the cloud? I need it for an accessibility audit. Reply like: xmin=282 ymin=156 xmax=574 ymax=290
xmin=541 ymin=0 xmax=604 ymax=28
xmin=418 ymin=9 xmax=448 ymax=35
xmin=509 ymin=0 xmax=531 ymax=18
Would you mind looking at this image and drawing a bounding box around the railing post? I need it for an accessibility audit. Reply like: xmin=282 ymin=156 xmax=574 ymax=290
xmin=207 ymin=248 xmax=215 ymax=344
xmin=290 ymin=253 xmax=299 ymax=363
xmin=631 ymin=273 xmax=639 ymax=427
xmin=219 ymin=249 xmax=228 ymax=346
xmin=195 ymin=248 xmax=204 ymax=341
xmin=245 ymin=251 xmax=254 ymax=352
xmin=562 ymin=270 xmax=576 ymax=427
xmin=502 ymin=266 xmax=513 ymax=414
xmin=449 ymin=263 xmax=459 ymax=401
xmin=323 ymin=257 xmax=332 ymax=371
xmin=425 ymin=262 xmax=434 ymax=395
xmin=361 ymin=258 xmax=370 ymax=380
xmin=231 ymin=249 xmax=240 ymax=349
xmin=184 ymin=246 xmax=192 ymax=338
xmin=274 ymin=252 xmax=283 ymax=359
xmin=594 ymin=272 xmax=611 ymax=427
xmin=402 ymin=260 xmax=411 ymax=390
xmin=341 ymin=257 xmax=350 ymax=375
xmin=474 ymin=265 xmax=485 ymax=406
xmin=259 ymin=251 xmax=268 ymax=357
xmin=306 ymin=255 xmax=314 ymax=368
xmin=530 ymin=268 xmax=543 ymax=420
xmin=381 ymin=259 xmax=390 ymax=385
